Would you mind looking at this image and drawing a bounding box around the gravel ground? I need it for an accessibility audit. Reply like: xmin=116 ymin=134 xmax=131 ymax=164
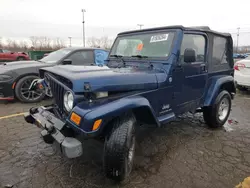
xmin=0 ymin=91 xmax=250 ymax=188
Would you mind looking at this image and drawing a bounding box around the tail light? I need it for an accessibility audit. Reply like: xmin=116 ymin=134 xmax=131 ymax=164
xmin=234 ymin=63 xmax=245 ymax=71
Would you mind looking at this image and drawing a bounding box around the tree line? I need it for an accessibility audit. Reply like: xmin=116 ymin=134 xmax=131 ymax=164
xmin=0 ymin=36 xmax=66 ymax=52
xmin=0 ymin=36 xmax=114 ymax=52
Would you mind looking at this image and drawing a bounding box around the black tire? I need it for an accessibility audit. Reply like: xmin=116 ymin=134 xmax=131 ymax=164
xmin=103 ymin=113 xmax=136 ymax=181
xmin=203 ymin=90 xmax=231 ymax=128
xmin=17 ymin=56 xmax=25 ymax=61
xmin=15 ymin=75 xmax=45 ymax=103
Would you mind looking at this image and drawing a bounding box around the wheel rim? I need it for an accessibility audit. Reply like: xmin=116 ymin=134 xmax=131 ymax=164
xmin=218 ymin=97 xmax=230 ymax=121
xmin=20 ymin=78 xmax=43 ymax=101
xmin=128 ymin=135 xmax=135 ymax=169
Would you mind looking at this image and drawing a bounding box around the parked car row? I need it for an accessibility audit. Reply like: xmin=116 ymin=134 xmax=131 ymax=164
xmin=233 ymin=53 xmax=249 ymax=59
xmin=0 ymin=47 xmax=109 ymax=102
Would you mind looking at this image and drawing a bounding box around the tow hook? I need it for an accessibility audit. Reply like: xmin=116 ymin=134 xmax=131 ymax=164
xmin=45 ymin=123 xmax=55 ymax=134
xmin=41 ymin=130 xmax=54 ymax=144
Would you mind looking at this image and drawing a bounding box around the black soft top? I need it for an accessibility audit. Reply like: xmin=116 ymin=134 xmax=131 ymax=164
xmin=118 ymin=25 xmax=231 ymax=37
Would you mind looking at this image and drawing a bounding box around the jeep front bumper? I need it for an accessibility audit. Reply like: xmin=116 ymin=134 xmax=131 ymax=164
xmin=24 ymin=106 xmax=83 ymax=158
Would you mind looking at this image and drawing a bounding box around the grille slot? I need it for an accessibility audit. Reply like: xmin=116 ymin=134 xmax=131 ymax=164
xmin=47 ymin=74 xmax=66 ymax=116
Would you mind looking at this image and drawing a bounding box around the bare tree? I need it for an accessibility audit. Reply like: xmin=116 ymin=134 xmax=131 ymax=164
xmin=30 ymin=36 xmax=39 ymax=49
xmin=87 ymin=37 xmax=101 ymax=48
xmin=37 ymin=36 xmax=52 ymax=50
xmin=87 ymin=36 xmax=113 ymax=49
xmin=100 ymin=36 xmax=113 ymax=49
xmin=6 ymin=39 xmax=20 ymax=51
xmin=53 ymin=38 xmax=66 ymax=49
xmin=19 ymin=41 xmax=29 ymax=51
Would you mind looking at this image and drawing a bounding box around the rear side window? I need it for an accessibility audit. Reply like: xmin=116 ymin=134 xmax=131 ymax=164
xmin=212 ymin=36 xmax=227 ymax=65
xmin=180 ymin=34 xmax=206 ymax=62
xmin=68 ymin=51 xmax=94 ymax=65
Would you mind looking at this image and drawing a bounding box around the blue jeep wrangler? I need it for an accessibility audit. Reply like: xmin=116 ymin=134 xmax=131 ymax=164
xmin=24 ymin=25 xmax=236 ymax=181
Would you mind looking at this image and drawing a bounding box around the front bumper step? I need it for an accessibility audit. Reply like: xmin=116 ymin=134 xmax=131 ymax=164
xmin=24 ymin=106 xmax=83 ymax=158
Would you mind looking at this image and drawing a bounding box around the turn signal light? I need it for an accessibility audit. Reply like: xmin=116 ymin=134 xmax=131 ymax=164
xmin=92 ymin=119 xmax=102 ymax=131
xmin=70 ymin=112 xmax=81 ymax=126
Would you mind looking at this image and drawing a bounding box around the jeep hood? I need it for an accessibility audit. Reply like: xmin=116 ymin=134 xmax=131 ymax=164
xmin=42 ymin=65 xmax=165 ymax=92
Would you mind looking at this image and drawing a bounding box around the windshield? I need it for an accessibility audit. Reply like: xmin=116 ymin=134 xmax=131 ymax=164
xmin=3 ymin=49 xmax=10 ymax=53
xmin=110 ymin=31 xmax=175 ymax=58
xmin=40 ymin=48 xmax=72 ymax=63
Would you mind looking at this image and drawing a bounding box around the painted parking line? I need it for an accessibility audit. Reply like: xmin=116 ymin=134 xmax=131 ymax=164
xmin=0 ymin=112 xmax=25 ymax=120
xmin=235 ymin=176 xmax=250 ymax=188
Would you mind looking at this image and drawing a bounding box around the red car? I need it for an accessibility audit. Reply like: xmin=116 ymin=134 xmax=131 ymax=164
xmin=0 ymin=49 xmax=30 ymax=62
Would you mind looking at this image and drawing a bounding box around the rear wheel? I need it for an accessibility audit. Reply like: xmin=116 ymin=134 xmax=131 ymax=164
xmin=14 ymin=75 xmax=45 ymax=103
xmin=103 ymin=113 xmax=136 ymax=181
xmin=203 ymin=90 xmax=231 ymax=128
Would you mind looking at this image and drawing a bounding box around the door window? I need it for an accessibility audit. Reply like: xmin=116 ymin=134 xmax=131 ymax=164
xmin=67 ymin=51 xmax=94 ymax=65
xmin=180 ymin=34 xmax=206 ymax=63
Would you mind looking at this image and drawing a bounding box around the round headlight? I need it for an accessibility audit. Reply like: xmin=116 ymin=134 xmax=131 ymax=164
xmin=64 ymin=91 xmax=74 ymax=112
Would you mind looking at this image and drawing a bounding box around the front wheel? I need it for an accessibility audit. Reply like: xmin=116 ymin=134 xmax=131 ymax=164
xmin=103 ymin=113 xmax=136 ymax=181
xmin=203 ymin=90 xmax=232 ymax=128
xmin=15 ymin=75 xmax=45 ymax=103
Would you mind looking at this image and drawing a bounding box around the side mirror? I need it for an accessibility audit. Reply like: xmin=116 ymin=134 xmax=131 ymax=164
xmin=62 ymin=59 xmax=72 ymax=65
xmin=184 ymin=48 xmax=197 ymax=63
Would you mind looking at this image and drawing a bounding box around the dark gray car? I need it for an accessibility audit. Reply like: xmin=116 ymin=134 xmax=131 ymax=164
xmin=0 ymin=47 xmax=109 ymax=103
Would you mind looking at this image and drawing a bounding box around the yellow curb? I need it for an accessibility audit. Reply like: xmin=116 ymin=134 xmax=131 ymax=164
xmin=0 ymin=112 xmax=25 ymax=120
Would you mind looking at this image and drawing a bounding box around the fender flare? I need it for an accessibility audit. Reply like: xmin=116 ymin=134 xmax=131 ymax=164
xmin=80 ymin=96 xmax=159 ymax=132
xmin=203 ymin=75 xmax=236 ymax=107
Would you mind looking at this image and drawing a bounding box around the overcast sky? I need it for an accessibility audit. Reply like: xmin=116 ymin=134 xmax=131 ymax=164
xmin=1 ymin=0 xmax=250 ymax=46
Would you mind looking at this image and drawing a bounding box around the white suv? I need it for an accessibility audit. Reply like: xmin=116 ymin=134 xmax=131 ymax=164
xmin=234 ymin=56 xmax=250 ymax=90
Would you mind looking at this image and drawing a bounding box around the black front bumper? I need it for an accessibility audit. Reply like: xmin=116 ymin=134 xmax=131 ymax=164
xmin=24 ymin=106 xmax=83 ymax=158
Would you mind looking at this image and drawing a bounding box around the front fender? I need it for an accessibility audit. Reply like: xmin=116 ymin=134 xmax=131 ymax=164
xmin=68 ymin=96 xmax=158 ymax=134
xmin=203 ymin=75 xmax=235 ymax=106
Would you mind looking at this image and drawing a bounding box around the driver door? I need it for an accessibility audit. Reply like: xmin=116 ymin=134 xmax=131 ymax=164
xmin=174 ymin=33 xmax=208 ymax=113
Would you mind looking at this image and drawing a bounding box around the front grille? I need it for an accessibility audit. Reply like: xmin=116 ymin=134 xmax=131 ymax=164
xmin=46 ymin=73 xmax=66 ymax=116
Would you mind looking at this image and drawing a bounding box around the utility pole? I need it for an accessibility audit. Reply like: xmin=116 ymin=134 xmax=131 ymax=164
xmin=137 ymin=24 xmax=144 ymax=30
xmin=68 ymin=37 xmax=72 ymax=47
xmin=236 ymin=27 xmax=240 ymax=53
xmin=82 ymin=9 xmax=86 ymax=47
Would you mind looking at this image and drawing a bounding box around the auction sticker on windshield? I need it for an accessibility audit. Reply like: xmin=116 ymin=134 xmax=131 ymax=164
xmin=150 ymin=34 xmax=169 ymax=43
xmin=136 ymin=43 xmax=144 ymax=51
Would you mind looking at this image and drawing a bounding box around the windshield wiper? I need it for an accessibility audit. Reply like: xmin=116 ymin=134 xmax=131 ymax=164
xmin=110 ymin=54 xmax=123 ymax=58
xmin=110 ymin=54 xmax=126 ymax=68
xmin=131 ymin=55 xmax=148 ymax=58
xmin=130 ymin=55 xmax=154 ymax=69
